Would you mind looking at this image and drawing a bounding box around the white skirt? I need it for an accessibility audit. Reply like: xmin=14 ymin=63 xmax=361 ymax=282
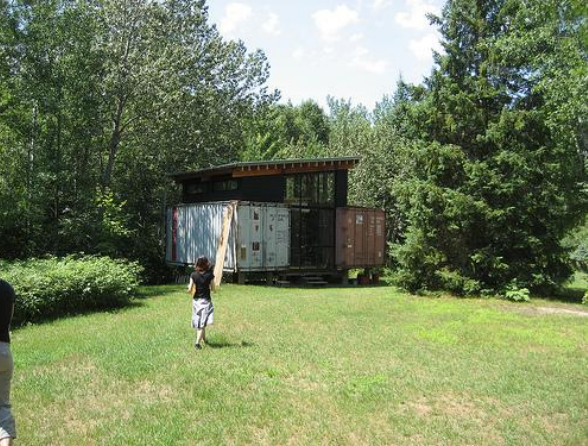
xmin=191 ymin=298 xmax=214 ymax=329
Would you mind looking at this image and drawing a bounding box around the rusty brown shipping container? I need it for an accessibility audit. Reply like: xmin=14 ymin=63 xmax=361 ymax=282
xmin=336 ymin=207 xmax=386 ymax=268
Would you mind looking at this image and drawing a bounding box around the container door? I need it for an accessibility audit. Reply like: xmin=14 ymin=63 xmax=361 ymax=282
xmin=263 ymin=205 xmax=290 ymax=268
xmin=275 ymin=207 xmax=290 ymax=267
xmin=336 ymin=208 xmax=353 ymax=267
xmin=264 ymin=206 xmax=278 ymax=268
xmin=354 ymin=210 xmax=365 ymax=265
xmin=237 ymin=205 xmax=263 ymax=269
xmin=375 ymin=211 xmax=385 ymax=265
xmin=367 ymin=210 xmax=377 ymax=266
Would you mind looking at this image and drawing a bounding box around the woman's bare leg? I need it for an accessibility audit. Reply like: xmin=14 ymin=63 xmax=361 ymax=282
xmin=195 ymin=328 xmax=204 ymax=347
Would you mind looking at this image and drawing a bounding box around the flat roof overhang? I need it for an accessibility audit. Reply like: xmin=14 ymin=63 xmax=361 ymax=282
xmin=170 ymin=156 xmax=360 ymax=182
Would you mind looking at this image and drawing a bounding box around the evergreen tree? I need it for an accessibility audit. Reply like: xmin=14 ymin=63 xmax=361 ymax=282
xmin=391 ymin=0 xmax=586 ymax=293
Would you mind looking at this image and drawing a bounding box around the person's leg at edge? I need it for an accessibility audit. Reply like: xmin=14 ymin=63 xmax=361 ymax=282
xmin=195 ymin=328 xmax=204 ymax=348
xmin=0 ymin=344 xmax=15 ymax=446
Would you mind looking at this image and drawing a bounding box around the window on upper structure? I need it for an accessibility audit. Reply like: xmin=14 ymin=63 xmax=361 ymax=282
xmin=212 ymin=179 xmax=239 ymax=192
xmin=285 ymin=172 xmax=335 ymax=207
xmin=186 ymin=182 xmax=206 ymax=195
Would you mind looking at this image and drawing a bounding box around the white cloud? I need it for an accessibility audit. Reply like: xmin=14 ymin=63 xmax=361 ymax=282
xmin=395 ymin=0 xmax=439 ymax=30
xmin=262 ymin=12 xmax=281 ymax=35
xmin=351 ymin=46 xmax=389 ymax=74
xmin=372 ymin=0 xmax=391 ymax=10
xmin=349 ymin=32 xmax=364 ymax=42
xmin=312 ymin=5 xmax=359 ymax=41
xmin=219 ymin=2 xmax=253 ymax=35
xmin=292 ymin=47 xmax=306 ymax=60
xmin=353 ymin=57 xmax=389 ymax=74
xmin=354 ymin=46 xmax=369 ymax=57
xmin=409 ymin=33 xmax=442 ymax=60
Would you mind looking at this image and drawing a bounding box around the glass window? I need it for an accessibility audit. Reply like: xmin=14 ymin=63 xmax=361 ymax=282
xmin=212 ymin=179 xmax=239 ymax=192
xmin=285 ymin=172 xmax=335 ymax=206
xmin=285 ymin=176 xmax=300 ymax=205
xmin=186 ymin=182 xmax=206 ymax=195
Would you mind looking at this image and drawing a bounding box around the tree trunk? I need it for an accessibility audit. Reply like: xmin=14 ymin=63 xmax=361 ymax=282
xmin=102 ymin=100 xmax=125 ymax=189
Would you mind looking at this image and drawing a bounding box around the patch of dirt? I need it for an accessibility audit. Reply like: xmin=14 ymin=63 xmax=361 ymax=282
xmin=402 ymin=393 xmax=507 ymax=445
xmin=535 ymin=307 xmax=588 ymax=317
xmin=134 ymin=380 xmax=175 ymax=404
xmin=539 ymin=412 xmax=569 ymax=434
xmin=405 ymin=399 xmax=433 ymax=417
xmin=502 ymin=305 xmax=588 ymax=317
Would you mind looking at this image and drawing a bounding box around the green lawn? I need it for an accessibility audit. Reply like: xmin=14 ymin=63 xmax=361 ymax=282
xmin=12 ymin=284 xmax=588 ymax=445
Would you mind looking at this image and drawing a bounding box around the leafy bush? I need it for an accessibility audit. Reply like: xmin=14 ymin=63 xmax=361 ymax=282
xmin=503 ymin=283 xmax=531 ymax=302
xmin=436 ymin=268 xmax=481 ymax=296
xmin=1 ymin=256 xmax=143 ymax=324
xmin=583 ymin=291 xmax=588 ymax=306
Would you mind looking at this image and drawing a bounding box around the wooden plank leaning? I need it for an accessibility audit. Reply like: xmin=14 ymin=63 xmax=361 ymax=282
xmin=213 ymin=201 xmax=238 ymax=287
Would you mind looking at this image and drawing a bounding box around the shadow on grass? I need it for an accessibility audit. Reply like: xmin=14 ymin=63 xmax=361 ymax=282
xmin=13 ymin=300 xmax=146 ymax=330
xmin=206 ymin=340 xmax=255 ymax=349
xmin=137 ymin=285 xmax=183 ymax=299
xmin=545 ymin=287 xmax=586 ymax=304
xmin=240 ymin=282 xmax=391 ymax=290
xmin=13 ymin=285 xmax=185 ymax=330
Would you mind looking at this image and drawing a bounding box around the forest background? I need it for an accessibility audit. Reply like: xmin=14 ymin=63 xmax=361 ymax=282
xmin=0 ymin=0 xmax=586 ymax=295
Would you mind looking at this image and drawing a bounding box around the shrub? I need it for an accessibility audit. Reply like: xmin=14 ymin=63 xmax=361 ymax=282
xmin=503 ymin=282 xmax=531 ymax=302
xmin=435 ymin=268 xmax=481 ymax=296
xmin=1 ymin=256 xmax=143 ymax=324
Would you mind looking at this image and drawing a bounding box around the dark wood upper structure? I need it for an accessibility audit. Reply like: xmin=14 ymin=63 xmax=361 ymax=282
xmin=170 ymin=156 xmax=360 ymax=207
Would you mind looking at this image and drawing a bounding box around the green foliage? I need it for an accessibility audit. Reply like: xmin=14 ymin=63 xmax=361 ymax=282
xmin=504 ymin=283 xmax=531 ymax=303
xmin=1 ymin=256 xmax=143 ymax=324
xmin=562 ymin=218 xmax=588 ymax=272
xmin=0 ymin=0 xmax=275 ymax=281
xmin=384 ymin=0 xmax=586 ymax=294
xmin=94 ymin=188 xmax=135 ymax=256
xmin=242 ymin=100 xmax=331 ymax=161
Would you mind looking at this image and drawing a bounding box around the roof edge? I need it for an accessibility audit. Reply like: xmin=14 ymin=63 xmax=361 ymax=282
xmin=169 ymin=156 xmax=361 ymax=181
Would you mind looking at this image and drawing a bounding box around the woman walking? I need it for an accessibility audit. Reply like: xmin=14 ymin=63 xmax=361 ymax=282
xmin=188 ymin=256 xmax=215 ymax=350
xmin=0 ymin=277 xmax=16 ymax=446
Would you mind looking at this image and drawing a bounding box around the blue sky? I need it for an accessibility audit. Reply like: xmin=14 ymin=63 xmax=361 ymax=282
xmin=207 ymin=0 xmax=445 ymax=111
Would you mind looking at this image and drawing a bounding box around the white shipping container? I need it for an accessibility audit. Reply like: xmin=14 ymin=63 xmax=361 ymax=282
xmin=236 ymin=203 xmax=290 ymax=270
xmin=166 ymin=202 xmax=290 ymax=271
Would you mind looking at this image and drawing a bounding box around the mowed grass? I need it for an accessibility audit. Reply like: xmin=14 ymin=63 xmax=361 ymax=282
xmin=12 ymin=284 xmax=588 ymax=445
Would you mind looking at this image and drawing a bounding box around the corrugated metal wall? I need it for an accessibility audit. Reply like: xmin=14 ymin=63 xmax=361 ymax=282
xmin=166 ymin=202 xmax=290 ymax=271
xmin=166 ymin=202 xmax=236 ymax=269
xmin=336 ymin=208 xmax=386 ymax=268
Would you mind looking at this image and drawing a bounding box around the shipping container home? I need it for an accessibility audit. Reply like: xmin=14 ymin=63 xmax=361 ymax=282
xmin=167 ymin=157 xmax=385 ymax=282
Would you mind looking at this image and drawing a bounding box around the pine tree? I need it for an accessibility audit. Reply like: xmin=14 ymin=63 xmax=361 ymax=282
xmin=392 ymin=0 xmax=586 ymax=294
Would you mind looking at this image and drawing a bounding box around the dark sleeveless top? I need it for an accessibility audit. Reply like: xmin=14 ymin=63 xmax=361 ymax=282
xmin=190 ymin=270 xmax=214 ymax=300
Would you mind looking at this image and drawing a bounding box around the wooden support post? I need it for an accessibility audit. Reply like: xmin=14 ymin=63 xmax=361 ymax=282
xmin=213 ymin=201 xmax=238 ymax=287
